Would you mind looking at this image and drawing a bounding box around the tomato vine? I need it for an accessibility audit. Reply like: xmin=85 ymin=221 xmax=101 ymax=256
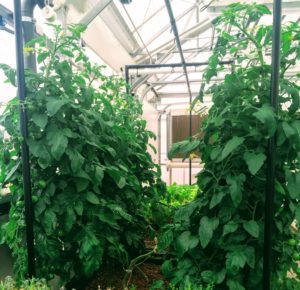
xmin=0 ymin=24 xmax=165 ymax=284
xmin=163 ymin=3 xmax=300 ymax=290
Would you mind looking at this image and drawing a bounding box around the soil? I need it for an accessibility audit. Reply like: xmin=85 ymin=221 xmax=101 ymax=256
xmin=85 ymin=262 xmax=167 ymax=290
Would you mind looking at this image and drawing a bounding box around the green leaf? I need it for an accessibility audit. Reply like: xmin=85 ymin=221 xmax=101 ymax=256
xmin=285 ymin=170 xmax=300 ymax=199
xmin=168 ymin=140 xmax=190 ymax=159
xmin=66 ymin=149 xmax=85 ymax=173
xmin=108 ymin=168 xmax=126 ymax=189
xmin=158 ymin=228 xmax=174 ymax=251
xmin=46 ymin=98 xmax=68 ymax=116
xmin=59 ymin=48 xmax=74 ymax=57
xmin=176 ymin=231 xmax=199 ymax=256
xmin=94 ymin=166 xmax=104 ymax=186
xmin=46 ymin=125 xmax=68 ymax=160
xmin=48 ymin=134 xmax=68 ymax=160
xmin=150 ymin=280 xmax=164 ymax=290
xmin=253 ymin=104 xmax=276 ymax=137
xmin=226 ymin=250 xmax=247 ymax=270
xmin=223 ymin=221 xmax=239 ymax=237
xmin=243 ymin=220 xmax=259 ymax=238
xmin=37 ymin=51 xmax=50 ymax=64
xmin=65 ymin=208 xmax=76 ymax=231
xmin=97 ymin=210 xmax=120 ymax=230
xmin=0 ymin=63 xmax=16 ymax=85
xmin=226 ymin=174 xmax=245 ymax=207
xmin=174 ymin=201 xmax=198 ymax=223
xmin=106 ymin=147 xmax=117 ymax=157
xmin=244 ymin=246 xmax=255 ymax=268
xmin=215 ymin=268 xmax=226 ymax=284
xmin=210 ymin=147 xmax=222 ymax=160
xmin=199 ymin=216 xmax=219 ymax=248
xmin=75 ymin=178 xmax=89 ymax=192
xmin=243 ymin=152 xmax=266 ymax=175
xmin=209 ymin=191 xmax=226 ymax=209
xmin=32 ymin=113 xmax=48 ymax=129
xmin=86 ymin=192 xmax=100 ymax=205
xmin=161 ymin=260 xmax=173 ymax=279
xmin=42 ymin=209 xmax=57 ymax=234
xmin=74 ymin=201 xmax=84 ymax=216
xmin=282 ymin=121 xmax=296 ymax=138
xmin=107 ymin=204 xmax=132 ymax=222
xmin=75 ymin=170 xmax=91 ymax=181
xmin=201 ymin=270 xmax=214 ymax=283
xmin=221 ymin=136 xmax=245 ymax=160
xmin=117 ymin=177 xmax=126 ymax=189
xmin=4 ymin=160 xmax=21 ymax=182
xmin=227 ymin=279 xmax=245 ymax=290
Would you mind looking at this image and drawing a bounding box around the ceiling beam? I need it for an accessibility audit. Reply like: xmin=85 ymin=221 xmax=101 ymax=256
xmin=99 ymin=1 xmax=140 ymax=53
xmin=135 ymin=18 xmax=212 ymax=63
xmin=79 ymin=0 xmax=112 ymax=26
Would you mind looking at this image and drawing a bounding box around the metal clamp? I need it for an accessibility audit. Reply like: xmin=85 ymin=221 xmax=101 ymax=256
xmin=22 ymin=16 xmax=35 ymax=23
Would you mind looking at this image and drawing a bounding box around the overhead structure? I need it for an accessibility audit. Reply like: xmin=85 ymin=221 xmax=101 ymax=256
xmin=1 ymin=0 xmax=300 ymax=109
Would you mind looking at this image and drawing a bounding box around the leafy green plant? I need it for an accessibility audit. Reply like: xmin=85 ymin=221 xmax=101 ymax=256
xmin=164 ymin=184 xmax=197 ymax=207
xmin=0 ymin=276 xmax=50 ymax=290
xmin=0 ymin=24 xmax=165 ymax=284
xmin=148 ymin=184 xmax=197 ymax=228
xmin=160 ymin=3 xmax=300 ymax=290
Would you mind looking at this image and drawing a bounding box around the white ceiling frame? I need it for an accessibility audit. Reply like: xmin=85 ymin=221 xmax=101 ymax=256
xmin=99 ymin=1 xmax=141 ymax=53
xmin=139 ymin=5 xmax=197 ymax=51
xmin=136 ymin=18 xmax=212 ymax=64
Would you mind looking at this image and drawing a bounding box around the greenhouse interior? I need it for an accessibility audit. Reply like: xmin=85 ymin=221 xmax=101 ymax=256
xmin=0 ymin=0 xmax=299 ymax=289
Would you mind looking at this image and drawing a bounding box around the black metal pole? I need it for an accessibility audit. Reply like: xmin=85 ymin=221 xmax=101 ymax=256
xmin=21 ymin=0 xmax=37 ymax=71
xmin=263 ymin=1 xmax=281 ymax=289
xmin=125 ymin=65 xmax=129 ymax=94
xmin=13 ymin=0 xmax=36 ymax=277
xmin=164 ymin=0 xmax=194 ymax=185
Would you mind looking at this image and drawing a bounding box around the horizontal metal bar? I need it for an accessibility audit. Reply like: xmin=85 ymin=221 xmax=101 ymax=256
xmin=126 ymin=60 xmax=232 ymax=70
xmin=0 ymin=26 xmax=14 ymax=34
xmin=0 ymin=4 xmax=14 ymax=27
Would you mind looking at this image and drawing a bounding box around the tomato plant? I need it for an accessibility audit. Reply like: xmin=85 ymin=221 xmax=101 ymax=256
xmin=0 ymin=24 xmax=165 ymax=284
xmin=160 ymin=3 xmax=300 ymax=290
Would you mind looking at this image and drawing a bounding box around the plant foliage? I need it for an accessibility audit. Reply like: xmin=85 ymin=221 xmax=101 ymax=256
xmin=0 ymin=276 xmax=50 ymax=290
xmin=163 ymin=3 xmax=300 ymax=289
xmin=149 ymin=184 xmax=197 ymax=228
xmin=0 ymin=24 xmax=165 ymax=283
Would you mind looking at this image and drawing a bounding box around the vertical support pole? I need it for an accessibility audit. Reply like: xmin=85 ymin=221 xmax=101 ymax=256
xmin=263 ymin=1 xmax=281 ymax=289
xmin=189 ymin=90 xmax=192 ymax=186
xmin=164 ymin=0 xmax=193 ymax=185
xmin=125 ymin=65 xmax=130 ymax=95
xmin=13 ymin=0 xmax=36 ymax=277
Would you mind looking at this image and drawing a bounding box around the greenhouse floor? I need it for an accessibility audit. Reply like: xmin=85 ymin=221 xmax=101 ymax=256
xmin=85 ymin=262 xmax=167 ymax=290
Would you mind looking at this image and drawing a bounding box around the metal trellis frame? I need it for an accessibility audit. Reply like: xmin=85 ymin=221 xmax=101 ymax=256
xmin=13 ymin=0 xmax=36 ymax=277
